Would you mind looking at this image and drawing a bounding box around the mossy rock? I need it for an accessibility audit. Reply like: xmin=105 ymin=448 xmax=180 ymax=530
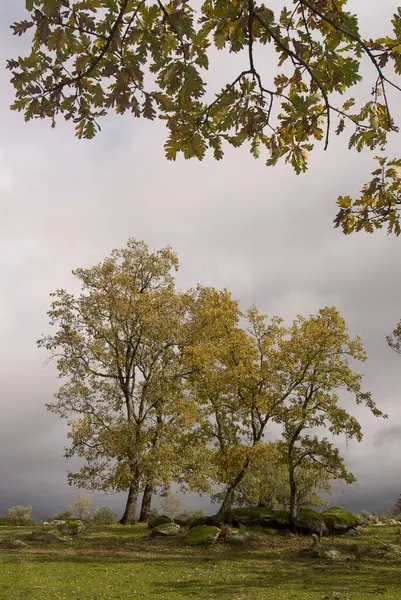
xmin=185 ymin=526 xmax=220 ymax=547
xmin=152 ymin=523 xmax=181 ymax=537
xmin=321 ymin=507 xmax=360 ymax=533
xmin=57 ymin=520 xmax=85 ymax=537
xmin=188 ymin=516 xmax=215 ymax=529
xmin=295 ymin=508 xmax=328 ymax=536
xmin=148 ymin=515 xmax=172 ymax=529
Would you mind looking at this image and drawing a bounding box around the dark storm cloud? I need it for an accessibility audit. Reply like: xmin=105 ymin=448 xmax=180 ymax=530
xmin=0 ymin=0 xmax=400 ymax=519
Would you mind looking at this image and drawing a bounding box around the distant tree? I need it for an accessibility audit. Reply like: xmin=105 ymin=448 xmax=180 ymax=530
xmin=160 ymin=491 xmax=182 ymax=519
xmin=50 ymin=508 xmax=73 ymax=521
xmin=72 ymin=495 xmax=92 ymax=520
xmin=8 ymin=2 xmax=401 ymax=234
xmin=390 ymin=495 xmax=401 ymax=517
xmin=93 ymin=506 xmax=118 ymax=525
xmin=6 ymin=505 xmax=34 ymax=526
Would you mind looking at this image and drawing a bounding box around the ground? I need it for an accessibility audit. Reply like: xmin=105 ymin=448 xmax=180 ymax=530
xmin=0 ymin=522 xmax=400 ymax=600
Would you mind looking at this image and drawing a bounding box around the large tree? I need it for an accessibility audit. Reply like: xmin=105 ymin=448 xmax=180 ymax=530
xmin=39 ymin=239 xmax=197 ymax=524
xmin=8 ymin=1 xmax=401 ymax=234
xmin=188 ymin=304 xmax=384 ymax=524
xmin=278 ymin=307 xmax=385 ymax=525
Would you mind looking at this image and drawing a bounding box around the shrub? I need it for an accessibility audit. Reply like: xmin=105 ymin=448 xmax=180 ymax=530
xmin=93 ymin=506 xmax=118 ymax=525
xmin=6 ymin=505 xmax=35 ymax=526
xmin=57 ymin=519 xmax=86 ymax=536
xmin=50 ymin=508 xmax=73 ymax=521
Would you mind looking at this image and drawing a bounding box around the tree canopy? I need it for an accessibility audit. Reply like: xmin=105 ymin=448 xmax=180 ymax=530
xmin=39 ymin=238 xmax=386 ymax=523
xmin=8 ymin=1 xmax=401 ymax=235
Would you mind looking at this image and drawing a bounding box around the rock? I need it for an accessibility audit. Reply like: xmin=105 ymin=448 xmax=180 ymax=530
xmin=188 ymin=516 xmax=216 ymax=529
xmin=321 ymin=507 xmax=360 ymax=534
xmin=58 ymin=536 xmax=73 ymax=543
xmin=185 ymin=525 xmax=220 ymax=547
xmin=343 ymin=529 xmax=361 ymax=537
xmin=27 ymin=531 xmax=59 ymax=544
xmin=148 ymin=515 xmax=172 ymax=529
xmin=4 ymin=539 xmax=28 ymax=549
xmin=50 ymin=520 xmax=66 ymax=526
xmin=389 ymin=519 xmax=399 ymax=526
xmin=152 ymin=523 xmax=181 ymax=537
xmin=57 ymin=520 xmax=85 ymax=537
xmin=42 ymin=522 xmax=51 ymax=526
xmin=295 ymin=508 xmax=328 ymax=537
xmin=225 ymin=532 xmax=249 ymax=547
xmin=310 ymin=543 xmax=340 ymax=560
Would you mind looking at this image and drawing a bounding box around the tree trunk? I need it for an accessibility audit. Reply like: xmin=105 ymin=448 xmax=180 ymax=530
xmin=138 ymin=484 xmax=153 ymax=522
xmin=289 ymin=472 xmax=297 ymax=530
xmin=215 ymin=466 xmax=249 ymax=525
xmin=119 ymin=483 xmax=139 ymax=525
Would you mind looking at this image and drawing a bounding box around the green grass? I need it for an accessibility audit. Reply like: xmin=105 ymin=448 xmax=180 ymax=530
xmin=0 ymin=523 xmax=400 ymax=599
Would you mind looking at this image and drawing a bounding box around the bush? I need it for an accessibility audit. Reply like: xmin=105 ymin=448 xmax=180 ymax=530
xmin=50 ymin=508 xmax=73 ymax=522
xmin=5 ymin=505 xmax=35 ymax=526
xmin=93 ymin=506 xmax=118 ymax=525
xmin=57 ymin=519 xmax=86 ymax=536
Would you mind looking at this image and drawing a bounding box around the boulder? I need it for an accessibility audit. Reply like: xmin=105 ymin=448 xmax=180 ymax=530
xmin=225 ymin=532 xmax=249 ymax=547
xmin=343 ymin=529 xmax=361 ymax=537
xmin=321 ymin=507 xmax=360 ymax=534
xmin=42 ymin=522 xmax=51 ymax=527
xmin=310 ymin=543 xmax=340 ymax=560
xmin=352 ymin=542 xmax=401 ymax=559
xmin=152 ymin=523 xmax=181 ymax=537
xmin=148 ymin=515 xmax=172 ymax=529
xmin=50 ymin=520 xmax=66 ymax=526
xmin=57 ymin=520 xmax=85 ymax=537
xmin=185 ymin=525 xmax=220 ymax=547
xmin=4 ymin=539 xmax=28 ymax=549
xmin=27 ymin=531 xmax=59 ymax=544
xmin=294 ymin=508 xmax=328 ymax=537
xmin=188 ymin=516 xmax=216 ymax=529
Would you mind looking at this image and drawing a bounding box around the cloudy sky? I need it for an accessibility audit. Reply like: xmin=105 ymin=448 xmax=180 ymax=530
xmin=0 ymin=1 xmax=400 ymax=520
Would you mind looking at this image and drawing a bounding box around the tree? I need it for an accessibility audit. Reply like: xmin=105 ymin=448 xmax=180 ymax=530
xmin=235 ymin=451 xmax=332 ymax=512
xmin=277 ymin=307 xmax=385 ymax=526
xmin=390 ymin=495 xmax=401 ymax=517
xmin=188 ymin=303 xmax=384 ymax=524
xmin=38 ymin=239 xmax=197 ymax=524
xmin=160 ymin=491 xmax=182 ymax=518
xmin=8 ymin=2 xmax=401 ymax=234
xmin=387 ymin=320 xmax=401 ymax=355
xmin=6 ymin=505 xmax=34 ymax=526
xmin=72 ymin=494 xmax=92 ymax=520
xmin=93 ymin=506 xmax=118 ymax=525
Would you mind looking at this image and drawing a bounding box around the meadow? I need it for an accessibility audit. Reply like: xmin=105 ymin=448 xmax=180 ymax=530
xmin=1 ymin=522 xmax=400 ymax=600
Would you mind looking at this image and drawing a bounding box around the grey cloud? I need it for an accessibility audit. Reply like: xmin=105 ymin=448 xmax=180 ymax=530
xmin=0 ymin=1 xmax=401 ymax=519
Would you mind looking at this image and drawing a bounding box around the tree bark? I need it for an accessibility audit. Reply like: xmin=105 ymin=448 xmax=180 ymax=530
xmin=119 ymin=483 xmax=139 ymax=524
xmin=289 ymin=471 xmax=297 ymax=529
xmin=138 ymin=484 xmax=153 ymax=522
xmin=214 ymin=465 xmax=249 ymax=525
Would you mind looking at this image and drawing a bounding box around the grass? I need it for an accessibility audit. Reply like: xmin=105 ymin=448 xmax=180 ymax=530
xmin=0 ymin=522 xmax=400 ymax=600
